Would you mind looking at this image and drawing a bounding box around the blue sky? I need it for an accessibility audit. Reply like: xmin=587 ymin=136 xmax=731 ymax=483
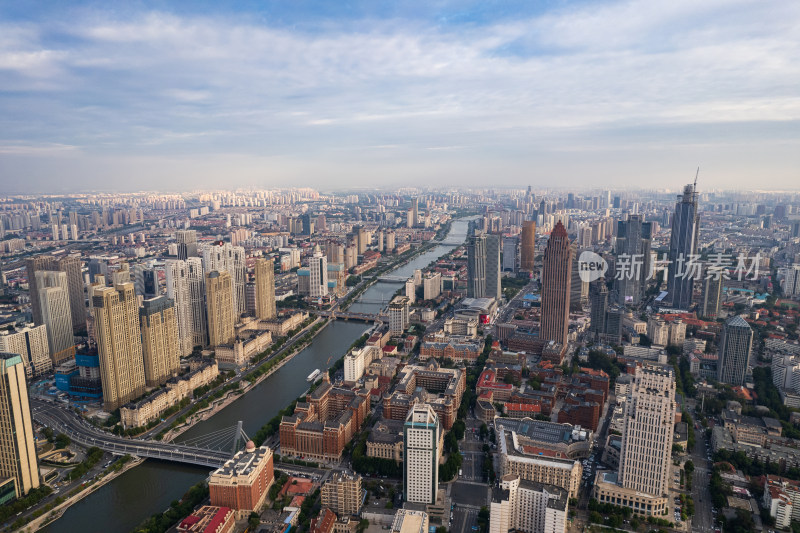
xmin=1 ymin=0 xmax=798 ymax=193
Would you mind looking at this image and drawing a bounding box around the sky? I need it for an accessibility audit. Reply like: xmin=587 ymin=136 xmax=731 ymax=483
xmin=0 ymin=0 xmax=799 ymax=193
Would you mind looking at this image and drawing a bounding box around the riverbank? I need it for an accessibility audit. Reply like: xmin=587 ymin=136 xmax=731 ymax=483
xmin=162 ymin=318 xmax=331 ymax=442
xmin=18 ymin=456 xmax=144 ymax=533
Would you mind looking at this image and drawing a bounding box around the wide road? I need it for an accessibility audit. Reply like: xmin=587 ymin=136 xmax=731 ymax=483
xmin=31 ymin=400 xmax=232 ymax=468
xmin=689 ymin=423 xmax=715 ymax=533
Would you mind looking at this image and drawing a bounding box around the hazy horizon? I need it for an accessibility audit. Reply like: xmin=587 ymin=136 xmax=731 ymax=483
xmin=2 ymin=0 xmax=799 ymax=193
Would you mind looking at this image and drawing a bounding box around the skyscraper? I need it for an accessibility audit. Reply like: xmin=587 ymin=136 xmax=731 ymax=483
xmin=57 ymin=255 xmax=87 ymax=333
xmin=203 ymin=242 xmax=247 ymax=318
xmin=0 ymin=352 xmax=40 ymax=498
xmin=25 ymin=255 xmax=57 ymax=325
xmin=520 ymin=220 xmax=536 ymax=273
xmin=540 ymin=222 xmax=573 ymax=347
xmin=589 ymin=279 xmax=609 ymax=341
xmin=717 ymin=316 xmax=753 ymax=386
xmin=404 ymin=404 xmax=440 ymax=504
xmin=140 ymin=296 xmax=180 ymax=387
xmin=569 ymin=244 xmax=588 ymax=311
xmin=254 ymin=258 xmax=276 ymax=320
xmin=0 ymin=324 xmax=51 ymax=379
xmin=614 ymin=215 xmax=652 ymax=305
xmin=176 ymin=229 xmax=198 ymax=260
xmin=467 ymin=233 xmax=501 ymax=300
xmin=608 ymin=365 xmax=674 ymax=513
xmin=35 ymin=270 xmax=75 ymax=365
xmin=411 ymin=197 xmax=419 ymax=228
xmin=701 ymin=274 xmax=723 ymax=319
xmin=666 ymin=183 xmax=700 ymax=310
xmin=309 ymin=248 xmax=328 ymax=299
xmin=502 ymin=236 xmax=518 ymax=273
xmin=166 ymin=259 xmax=206 ymax=356
xmin=206 ymin=271 xmax=235 ymax=347
xmin=93 ymin=283 xmax=147 ymax=411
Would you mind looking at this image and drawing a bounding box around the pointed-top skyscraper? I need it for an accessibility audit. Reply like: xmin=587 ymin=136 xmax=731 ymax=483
xmin=540 ymin=221 xmax=573 ymax=347
xmin=667 ymin=183 xmax=699 ymax=309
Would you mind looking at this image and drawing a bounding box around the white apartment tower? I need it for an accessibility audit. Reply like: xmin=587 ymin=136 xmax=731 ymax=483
xmin=404 ymin=404 xmax=440 ymax=504
xmin=166 ymin=259 xmax=208 ymax=355
xmin=309 ymin=247 xmax=328 ymax=299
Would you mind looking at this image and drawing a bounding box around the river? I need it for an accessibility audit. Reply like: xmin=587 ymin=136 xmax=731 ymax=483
xmin=41 ymin=217 xmax=470 ymax=533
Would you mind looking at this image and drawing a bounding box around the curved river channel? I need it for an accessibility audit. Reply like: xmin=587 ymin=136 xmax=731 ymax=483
xmin=42 ymin=218 xmax=470 ymax=533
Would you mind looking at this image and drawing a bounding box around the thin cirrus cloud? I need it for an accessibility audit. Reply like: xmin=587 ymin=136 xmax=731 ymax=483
xmin=0 ymin=0 xmax=799 ymax=193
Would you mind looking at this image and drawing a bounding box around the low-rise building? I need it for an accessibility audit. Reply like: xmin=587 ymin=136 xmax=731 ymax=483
xmin=177 ymin=506 xmax=235 ymax=533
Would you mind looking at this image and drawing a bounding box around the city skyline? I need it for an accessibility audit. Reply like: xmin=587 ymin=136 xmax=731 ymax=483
xmin=2 ymin=0 xmax=799 ymax=192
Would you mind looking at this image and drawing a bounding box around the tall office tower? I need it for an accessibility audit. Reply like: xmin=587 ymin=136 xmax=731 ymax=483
xmin=316 ymin=214 xmax=327 ymax=232
xmin=717 ymin=316 xmax=754 ymax=386
xmin=502 ymin=236 xmax=518 ymax=273
xmin=25 ymin=255 xmax=57 ymax=325
xmin=666 ymin=183 xmax=700 ymax=310
xmin=88 ymin=258 xmax=108 ymax=283
xmin=589 ymin=280 xmax=608 ymax=340
xmin=614 ymin=215 xmax=652 ymax=306
xmin=569 ymin=245 xmax=588 ymax=311
xmin=0 ymin=324 xmax=51 ymax=378
xmin=0 ymin=353 xmax=40 ymax=498
xmin=701 ymin=274 xmax=723 ymax=318
xmin=309 ymin=248 xmax=328 ymax=299
xmin=615 ymin=365 xmax=675 ymax=508
xmin=35 ymin=271 xmax=75 ymax=365
xmin=404 ymin=404 xmax=440 ymax=504
xmin=467 ymin=234 xmax=486 ymax=298
xmin=203 ymin=242 xmax=247 ymax=317
xmin=206 ymin=271 xmax=235 ymax=347
xmin=186 ymin=258 xmax=209 ymax=349
xmin=254 ymin=258 xmax=276 ymax=320
xmin=176 ymin=229 xmax=198 ymax=260
xmin=467 ymin=234 xmax=501 ymax=300
xmin=57 ymin=255 xmax=87 ymax=333
xmin=93 ymin=283 xmax=146 ymax=411
xmin=139 ymin=296 xmax=180 ymax=387
xmin=540 ymin=222 xmax=573 ymax=347
xmin=520 ymin=220 xmax=536 ymax=273
xmin=134 ymin=264 xmax=159 ymax=299
xmin=300 ymin=213 xmax=314 ymax=236
xmin=411 ymin=197 xmax=419 ymax=227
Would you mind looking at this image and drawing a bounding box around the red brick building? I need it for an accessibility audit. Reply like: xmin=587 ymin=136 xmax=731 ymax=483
xmin=209 ymin=442 xmax=274 ymax=519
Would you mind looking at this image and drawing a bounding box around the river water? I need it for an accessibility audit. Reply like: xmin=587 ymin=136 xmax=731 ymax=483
xmin=42 ymin=217 xmax=469 ymax=533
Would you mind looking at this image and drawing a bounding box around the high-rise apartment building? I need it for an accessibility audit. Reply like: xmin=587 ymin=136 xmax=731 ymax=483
xmin=594 ymin=365 xmax=674 ymax=515
xmin=717 ymin=316 xmax=753 ymax=386
xmin=309 ymin=248 xmax=328 ymax=299
xmin=254 ymin=258 xmax=276 ymax=320
xmin=0 ymin=324 xmax=51 ymax=379
xmin=520 ymin=220 xmax=536 ymax=273
xmin=0 ymin=353 xmax=40 ymax=499
xmin=165 ymin=259 xmax=208 ymax=355
xmin=93 ymin=283 xmax=147 ymax=411
xmin=35 ymin=270 xmax=75 ymax=365
xmin=203 ymin=242 xmax=247 ymax=317
xmin=467 ymin=233 xmax=501 ymax=300
xmin=140 ymin=296 xmax=180 ymax=387
xmin=176 ymin=229 xmax=198 ymax=260
xmin=666 ymin=183 xmax=700 ymax=310
xmin=388 ymin=296 xmax=410 ymax=335
xmin=57 ymin=255 xmax=86 ymax=333
xmin=404 ymin=404 xmax=440 ymax=504
xmin=422 ymin=272 xmax=442 ymax=301
xmin=206 ymin=271 xmax=235 ymax=347
xmin=321 ymin=471 xmax=363 ymax=517
xmin=25 ymin=255 xmax=57 ymax=326
xmin=540 ymin=222 xmax=573 ymax=347
xmin=615 ymin=215 xmax=652 ymax=305
xmin=784 ymin=264 xmax=800 ymax=297
xmin=411 ymin=197 xmax=419 ymax=228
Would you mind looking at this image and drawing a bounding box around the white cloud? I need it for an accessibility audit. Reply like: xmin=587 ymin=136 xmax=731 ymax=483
xmin=0 ymin=1 xmax=799 ymax=189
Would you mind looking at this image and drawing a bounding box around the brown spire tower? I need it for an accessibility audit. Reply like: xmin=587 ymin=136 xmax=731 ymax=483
xmin=540 ymin=221 xmax=573 ymax=347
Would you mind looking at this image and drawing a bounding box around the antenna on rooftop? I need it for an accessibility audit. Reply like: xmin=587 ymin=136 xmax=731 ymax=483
xmin=694 ymin=167 xmax=699 ymax=190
